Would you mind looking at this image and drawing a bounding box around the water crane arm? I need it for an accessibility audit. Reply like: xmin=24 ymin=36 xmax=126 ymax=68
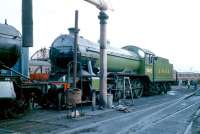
xmin=83 ymin=0 xmax=113 ymax=11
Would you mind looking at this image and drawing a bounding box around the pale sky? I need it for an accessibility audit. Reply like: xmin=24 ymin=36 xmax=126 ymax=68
xmin=0 ymin=0 xmax=200 ymax=72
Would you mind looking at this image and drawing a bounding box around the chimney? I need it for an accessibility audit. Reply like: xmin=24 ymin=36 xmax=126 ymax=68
xmin=68 ymin=28 xmax=75 ymax=35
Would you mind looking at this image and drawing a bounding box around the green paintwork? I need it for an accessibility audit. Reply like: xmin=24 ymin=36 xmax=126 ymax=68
xmin=138 ymin=59 xmax=145 ymax=75
xmin=121 ymin=46 xmax=146 ymax=75
xmin=145 ymin=64 xmax=153 ymax=80
xmin=144 ymin=57 xmax=173 ymax=82
xmin=95 ymin=54 xmax=141 ymax=73
xmin=91 ymin=77 xmax=100 ymax=91
xmin=80 ymin=45 xmax=173 ymax=83
xmin=154 ymin=57 xmax=173 ymax=81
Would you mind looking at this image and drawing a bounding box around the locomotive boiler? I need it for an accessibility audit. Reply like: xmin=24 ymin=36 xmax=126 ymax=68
xmin=50 ymin=28 xmax=174 ymax=101
xmin=50 ymin=28 xmax=142 ymax=75
xmin=0 ymin=23 xmax=21 ymax=68
xmin=0 ymin=23 xmax=21 ymax=99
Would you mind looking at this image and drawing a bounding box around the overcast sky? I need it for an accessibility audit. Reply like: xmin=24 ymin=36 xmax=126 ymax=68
xmin=0 ymin=0 xmax=200 ymax=72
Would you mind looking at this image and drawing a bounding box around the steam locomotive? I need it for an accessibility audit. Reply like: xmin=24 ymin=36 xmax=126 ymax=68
xmin=0 ymin=23 xmax=44 ymax=118
xmin=49 ymin=28 xmax=175 ymax=102
xmin=0 ymin=23 xmax=21 ymax=99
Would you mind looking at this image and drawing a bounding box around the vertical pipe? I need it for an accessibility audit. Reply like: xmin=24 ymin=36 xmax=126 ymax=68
xmin=21 ymin=48 xmax=29 ymax=77
xmin=22 ymin=0 xmax=33 ymax=77
xmin=73 ymin=10 xmax=79 ymax=89
xmin=98 ymin=10 xmax=108 ymax=107
xmin=22 ymin=0 xmax=33 ymax=47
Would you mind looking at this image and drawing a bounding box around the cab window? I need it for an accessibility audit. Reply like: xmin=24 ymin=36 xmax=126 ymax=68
xmin=145 ymin=54 xmax=153 ymax=64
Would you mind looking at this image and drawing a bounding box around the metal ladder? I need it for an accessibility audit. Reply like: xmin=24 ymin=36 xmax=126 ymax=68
xmin=121 ymin=77 xmax=134 ymax=105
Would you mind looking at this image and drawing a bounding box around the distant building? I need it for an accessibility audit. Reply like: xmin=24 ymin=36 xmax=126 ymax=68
xmin=177 ymin=72 xmax=200 ymax=84
xmin=29 ymin=60 xmax=51 ymax=74
xmin=29 ymin=48 xmax=51 ymax=81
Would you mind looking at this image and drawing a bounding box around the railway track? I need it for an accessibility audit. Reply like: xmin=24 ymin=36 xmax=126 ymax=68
xmin=0 ymin=88 xmax=198 ymax=134
xmin=119 ymin=97 xmax=199 ymax=134
xmin=61 ymin=91 xmax=199 ymax=134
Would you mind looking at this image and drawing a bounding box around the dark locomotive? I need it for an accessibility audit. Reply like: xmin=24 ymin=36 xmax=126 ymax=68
xmin=0 ymin=23 xmax=27 ymax=117
xmin=0 ymin=22 xmax=44 ymax=118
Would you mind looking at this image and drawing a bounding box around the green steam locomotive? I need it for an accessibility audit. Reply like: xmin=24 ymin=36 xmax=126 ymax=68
xmin=50 ymin=28 xmax=174 ymax=101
